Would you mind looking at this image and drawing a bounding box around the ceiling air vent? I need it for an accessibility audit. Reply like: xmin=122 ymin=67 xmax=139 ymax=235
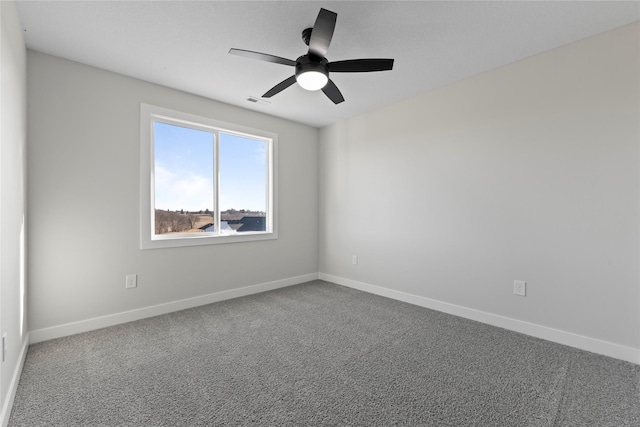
xmin=246 ymin=97 xmax=271 ymax=106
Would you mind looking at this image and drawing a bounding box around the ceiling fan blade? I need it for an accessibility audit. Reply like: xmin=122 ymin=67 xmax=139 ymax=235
xmin=229 ymin=48 xmax=296 ymax=67
xmin=322 ymin=79 xmax=345 ymax=104
xmin=308 ymin=8 xmax=337 ymax=58
xmin=263 ymin=75 xmax=297 ymax=98
xmin=329 ymin=58 xmax=395 ymax=73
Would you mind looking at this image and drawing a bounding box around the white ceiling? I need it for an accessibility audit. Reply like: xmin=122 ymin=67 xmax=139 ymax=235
xmin=16 ymin=1 xmax=639 ymax=128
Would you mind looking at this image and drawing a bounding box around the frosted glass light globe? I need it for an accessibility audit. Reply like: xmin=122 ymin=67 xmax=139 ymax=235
xmin=296 ymin=71 xmax=329 ymax=91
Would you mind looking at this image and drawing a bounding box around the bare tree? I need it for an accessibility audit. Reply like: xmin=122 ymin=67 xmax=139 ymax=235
xmin=155 ymin=210 xmax=171 ymax=234
xmin=186 ymin=213 xmax=198 ymax=229
xmin=155 ymin=209 xmax=190 ymax=234
xmin=170 ymin=216 xmax=188 ymax=233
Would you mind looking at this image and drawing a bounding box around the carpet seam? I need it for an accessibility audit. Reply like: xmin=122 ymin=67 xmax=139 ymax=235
xmin=549 ymin=353 xmax=573 ymax=427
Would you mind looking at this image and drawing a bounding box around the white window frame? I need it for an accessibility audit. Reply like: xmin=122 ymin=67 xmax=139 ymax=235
xmin=140 ymin=103 xmax=277 ymax=249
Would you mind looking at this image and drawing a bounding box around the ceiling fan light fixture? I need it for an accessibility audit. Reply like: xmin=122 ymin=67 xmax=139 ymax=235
xmin=297 ymin=70 xmax=328 ymax=91
xmin=295 ymin=55 xmax=329 ymax=91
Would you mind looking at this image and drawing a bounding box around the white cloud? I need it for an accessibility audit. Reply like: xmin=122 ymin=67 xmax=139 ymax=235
xmin=154 ymin=164 xmax=213 ymax=211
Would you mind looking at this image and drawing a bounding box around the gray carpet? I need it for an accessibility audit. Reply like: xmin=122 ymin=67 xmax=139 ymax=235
xmin=9 ymin=280 xmax=640 ymax=426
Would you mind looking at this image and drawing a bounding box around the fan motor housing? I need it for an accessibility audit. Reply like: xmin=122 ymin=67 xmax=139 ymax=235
xmin=302 ymin=28 xmax=313 ymax=46
xmin=295 ymin=55 xmax=329 ymax=79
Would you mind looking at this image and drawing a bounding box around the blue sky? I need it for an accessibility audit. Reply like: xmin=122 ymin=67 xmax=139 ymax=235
xmin=154 ymin=122 xmax=267 ymax=212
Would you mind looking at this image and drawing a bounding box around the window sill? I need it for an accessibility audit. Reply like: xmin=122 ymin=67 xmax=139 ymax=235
xmin=141 ymin=231 xmax=278 ymax=250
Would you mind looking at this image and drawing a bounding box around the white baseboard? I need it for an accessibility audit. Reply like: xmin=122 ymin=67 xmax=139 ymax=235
xmin=30 ymin=273 xmax=319 ymax=344
xmin=319 ymin=273 xmax=640 ymax=365
xmin=1 ymin=333 xmax=29 ymax=427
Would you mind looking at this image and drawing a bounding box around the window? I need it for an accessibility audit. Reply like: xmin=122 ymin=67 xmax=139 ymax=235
xmin=140 ymin=104 xmax=277 ymax=249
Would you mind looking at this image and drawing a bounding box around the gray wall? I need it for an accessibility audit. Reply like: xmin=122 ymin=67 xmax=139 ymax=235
xmin=27 ymin=52 xmax=319 ymax=331
xmin=319 ymin=23 xmax=639 ymax=350
xmin=1 ymin=0 xmax=28 ymax=420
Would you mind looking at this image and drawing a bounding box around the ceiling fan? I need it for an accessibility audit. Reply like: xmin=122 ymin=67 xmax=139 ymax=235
xmin=229 ymin=8 xmax=394 ymax=104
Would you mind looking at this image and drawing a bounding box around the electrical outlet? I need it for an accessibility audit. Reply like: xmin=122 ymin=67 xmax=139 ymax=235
xmin=352 ymin=255 xmax=358 ymax=265
xmin=2 ymin=333 xmax=7 ymax=362
xmin=126 ymin=274 xmax=137 ymax=289
xmin=514 ymin=280 xmax=526 ymax=297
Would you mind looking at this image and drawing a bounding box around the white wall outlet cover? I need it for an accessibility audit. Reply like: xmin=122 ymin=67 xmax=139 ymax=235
xmin=2 ymin=333 xmax=7 ymax=362
xmin=126 ymin=274 xmax=137 ymax=289
xmin=514 ymin=280 xmax=526 ymax=296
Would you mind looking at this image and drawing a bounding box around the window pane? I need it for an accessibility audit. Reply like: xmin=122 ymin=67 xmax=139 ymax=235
xmin=153 ymin=122 xmax=214 ymax=235
xmin=219 ymin=132 xmax=268 ymax=234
